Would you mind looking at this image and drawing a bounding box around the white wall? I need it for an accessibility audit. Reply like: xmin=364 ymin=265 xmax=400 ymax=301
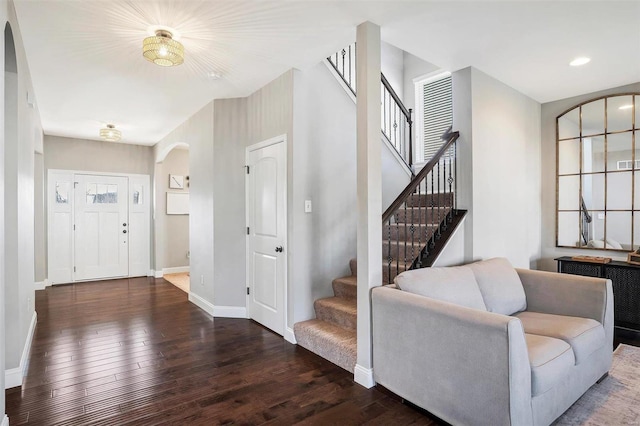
xmin=155 ymin=148 xmax=189 ymax=270
xmin=452 ymin=67 xmax=541 ymax=269
xmin=0 ymin=2 xmax=7 ymax=410
xmin=212 ymin=97 xmax=247 ymax=310
xmin=3 ymin=0 xmax=43 ymax=397
xmin=154 ymin=102 xmax=215 ymax=307
xmin=402 ymin=51 xmax=440 ymax=113
xmin=291 ymin=63 xmax=358 ymax=323
xmin=539 ymin=81 xmax=640 ymax=271
xmin=381 ymin=41 xmax=404 ymax=100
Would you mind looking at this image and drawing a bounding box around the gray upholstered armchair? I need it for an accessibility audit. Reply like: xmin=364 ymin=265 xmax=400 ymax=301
xmin=371 ymin=258 xmax=613 ymax=426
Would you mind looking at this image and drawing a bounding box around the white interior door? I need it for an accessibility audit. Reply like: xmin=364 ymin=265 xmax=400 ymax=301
xmin=74 ymin=174 xmax=129 ymax=281
xmin=246 ymin=138 xmax=287 ymax=335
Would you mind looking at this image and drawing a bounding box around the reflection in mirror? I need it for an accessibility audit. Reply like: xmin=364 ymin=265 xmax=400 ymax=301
xmin=582 ymin=99 xmax=605 ymax=136
xmin=582 ymin=174 xmax=605 ymax=211
xmin=608 ymin=132 xmax=633 ymax=169
xmin=557 ymin=93 xmax=640 ymax=251
xmin=608 ymin=96 xmax=634 ymax=132
xmin=634 ymin=213 xmax=640 ymax=250
xmin=606 ymin=211 xmax=632 ymax=250
xmin=558 ymin=175 xmax=580 ymax=210
xmin=558 ymin=212 xmax=579 ymax=246
xmin=607 ymin=172 xmax=632 ymax=210
xmin=559 ymin=108 xmax=580 ymax=139
xmin=583 ymin=136 xmax=605 ymax=173
xmin=558 ymin=139 xmax=580 ymax=175
xmin=636 ymin=173 xmax=640 ymax=210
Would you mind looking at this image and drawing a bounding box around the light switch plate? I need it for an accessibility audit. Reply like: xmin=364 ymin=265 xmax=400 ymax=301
xmin=305 ymin=200 xmax=312 ymax=213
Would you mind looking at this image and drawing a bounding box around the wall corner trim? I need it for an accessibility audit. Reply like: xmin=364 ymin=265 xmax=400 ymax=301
xmin=35 ymin=279 xmax=50 ymax=290
xmin=188 ymin=292 xmax=215 ymax=316
xmin=354 ymin=364 xmax=375 ymax=389
xmin=5 ymin=312 xmax=37 ymax=389
xmin=1 ymin=414 xmax=9 ymax=426
xmin=154 ymin=270 xmax=163 ymax=279
xmin=188 ymin=293 xmax=247 ymax=319
xmin=284 ymin=327 xmax=297 ymax=344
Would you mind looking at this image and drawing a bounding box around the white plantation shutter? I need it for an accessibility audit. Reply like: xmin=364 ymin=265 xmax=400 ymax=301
xmin=423 ymin=75 xmax=452 ymax=161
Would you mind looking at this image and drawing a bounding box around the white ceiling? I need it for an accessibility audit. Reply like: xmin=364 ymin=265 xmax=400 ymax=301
xmin=13 ymin=1 xmax=640 ymax=146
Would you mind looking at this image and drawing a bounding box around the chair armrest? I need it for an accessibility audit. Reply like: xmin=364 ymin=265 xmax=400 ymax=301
xmin=372 ymin=286 xmax=532 ymax=426
xmin=516 ymin=269 xmax=612 ymax=325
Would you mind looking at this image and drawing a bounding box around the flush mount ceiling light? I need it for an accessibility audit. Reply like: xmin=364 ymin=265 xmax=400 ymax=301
xmin=569 ymin=57 xmax=591 ymax=67
xmin=100 ymin=124 xmax=121 ymax=142
xmin=142 ymin=29 xmax=184 ymax=67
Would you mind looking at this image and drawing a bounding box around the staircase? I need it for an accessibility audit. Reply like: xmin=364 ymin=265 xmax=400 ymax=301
xmin=294 ymin=44 xmax=466 ymax=373
xmin=294 ymin=131 xmax=466 ymax=373
xmin=293 ymin=262 xmax=358 ymax=372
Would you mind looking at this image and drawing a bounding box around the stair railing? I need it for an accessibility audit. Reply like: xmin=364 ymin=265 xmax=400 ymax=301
xmin=381 ymin=128 xmax=462 ymax=284
xmin=327 ymin=43 xmax=413 ymax=171
xmin=580 ymin=196 xmax=593 ymax=246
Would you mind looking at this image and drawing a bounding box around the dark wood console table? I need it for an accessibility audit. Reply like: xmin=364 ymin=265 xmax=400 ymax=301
xmin=556 ymin=256 xmax=640 ymax=331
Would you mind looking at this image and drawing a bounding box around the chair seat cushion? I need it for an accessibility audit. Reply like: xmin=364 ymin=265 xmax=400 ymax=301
xmin=516 ymin=311 xmax=605 ymax=364
xmin=525 ymin=333 xmax=575 ymax=396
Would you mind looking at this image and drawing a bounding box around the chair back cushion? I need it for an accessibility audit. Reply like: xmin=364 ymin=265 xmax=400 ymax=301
xmin=395 ymin=266 xmax=487 ymax=311
xmin=467 ymin=258 xmax=527 ymax=315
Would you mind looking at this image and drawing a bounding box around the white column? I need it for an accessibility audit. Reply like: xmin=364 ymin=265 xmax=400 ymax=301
xmin=355 ymin=21 xmax=381 ymax=388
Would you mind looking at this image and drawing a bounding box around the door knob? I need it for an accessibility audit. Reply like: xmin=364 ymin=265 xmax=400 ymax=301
xmin=275 ymin=246 xmax=283 ymax=253
xmin=123 ymin=223 xmax=127 ymax=226
xmin=122 ymin=230 xmax=127 ymax=234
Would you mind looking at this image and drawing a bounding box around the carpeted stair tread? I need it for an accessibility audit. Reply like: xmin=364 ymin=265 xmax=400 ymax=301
xmin=394 ymin=206 xmax=451 ymax=224
xmin=383 ymin=239 xmax=426 ymax=259
xmin=293 ymin=319 xmax=356 ymax=372
xmin=332 ymin=276 xmax=357 ymax=300
xmin=314 ymin=297 xmax=357 ymax=330
xmin=405 ymin=192 xmax=454 ymax=208
xmin=384 ymin=223 xmax=437 ymax=241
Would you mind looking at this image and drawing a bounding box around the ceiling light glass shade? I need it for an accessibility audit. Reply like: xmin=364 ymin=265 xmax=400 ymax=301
xmin=143 ymin=30 xmax=184 ymax=67
xmin=100 ymin=124 xmax=121 ymax=142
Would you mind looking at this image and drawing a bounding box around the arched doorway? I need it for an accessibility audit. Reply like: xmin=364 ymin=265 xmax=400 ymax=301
xmin=155 ymin=144 xmax=190 ymax=293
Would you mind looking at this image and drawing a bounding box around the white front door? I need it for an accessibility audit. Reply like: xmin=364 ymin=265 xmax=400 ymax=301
xmin=74 ymin=174 xmax=129 ymax=281
xmin=246 ymin=137 xmax=287 ymax=335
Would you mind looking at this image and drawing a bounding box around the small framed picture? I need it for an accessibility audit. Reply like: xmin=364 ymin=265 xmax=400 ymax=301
xmin=169 ymin=174 xmax=184 ymax=189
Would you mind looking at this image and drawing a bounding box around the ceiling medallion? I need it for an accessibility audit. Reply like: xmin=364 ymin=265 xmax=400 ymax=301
xmin=142 ymin=29 xmax=184 ymax=67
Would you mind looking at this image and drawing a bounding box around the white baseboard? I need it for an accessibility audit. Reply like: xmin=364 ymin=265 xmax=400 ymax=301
xmin=162 ymin=266 xmax=189 ymax=275
xmin=148 ymin=269 xmax=155 ymax=277
xmin=188 ymin=293 xmax=247 ymax=319
xmin=1 ymin=414 xmax=8 ymax=426
xmin=35 ymin=279 xmax=50 ymax=291
xmin=284 ymin=326 xmax=297 ymax=344
xmin=154 ymin=270 xmax=163 ymax=278
xmin=188 ymin=292 xmax=215 ymax=316
xmin=212 ymin=305 xmax=247 ymax=319
xmin=5 ymin=311 xmax=37 ymax=389
xmin=354 ymin=364 xmax=375 ymax=388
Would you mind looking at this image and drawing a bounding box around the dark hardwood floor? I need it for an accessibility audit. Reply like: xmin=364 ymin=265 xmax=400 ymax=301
xmin=6 ymin=277 xmax=438 ymax=425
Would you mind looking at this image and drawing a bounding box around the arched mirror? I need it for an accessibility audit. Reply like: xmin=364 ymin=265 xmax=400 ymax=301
xmin=557 ymin=93 xmax=640 ymax=251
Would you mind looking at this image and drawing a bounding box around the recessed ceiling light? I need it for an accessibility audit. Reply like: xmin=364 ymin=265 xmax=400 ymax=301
xmin=570 ymin=57 xmax=591 ymax=67
xmin=207 ymin=71 xmax=222 ymax=80
xmin=619 ymin=104 xmax=634 ymax=110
